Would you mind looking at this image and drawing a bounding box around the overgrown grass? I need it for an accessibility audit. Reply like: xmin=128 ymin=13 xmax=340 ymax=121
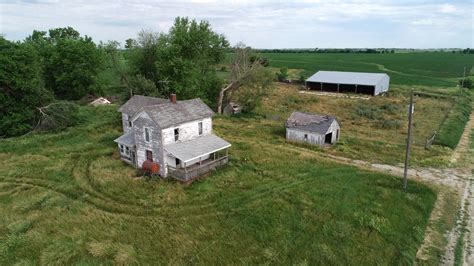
xmin=0 ymin=105 xmax=437 ymax=264
xmin=435 ymin=90 xmax=472 ymax=149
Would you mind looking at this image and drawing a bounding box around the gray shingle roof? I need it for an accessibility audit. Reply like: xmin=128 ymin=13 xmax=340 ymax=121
xmin=114 ymin=131 xmax=135 ymax=146
xmin=142 ymin=99 xmax=215 ymax=128
xmin=306 ymin=71 xmax=388 ymax=86
xmin=164 ymin=134 xmax=231 ymax=163
xmin=286 ymin=111 xmax=337 ymax=135
xmin=118 ymin=95 xmax=168 ymax=115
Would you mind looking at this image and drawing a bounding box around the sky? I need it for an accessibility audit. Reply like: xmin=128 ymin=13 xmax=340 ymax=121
xmin=0 ymin=0 xmax=473 ymax=48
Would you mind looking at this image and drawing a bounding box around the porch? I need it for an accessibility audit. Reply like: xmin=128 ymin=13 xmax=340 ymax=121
xmin=164 ymin=134 xmax=231 ymax=182
xmin=167 ymin=151 xmax=229 ymax=182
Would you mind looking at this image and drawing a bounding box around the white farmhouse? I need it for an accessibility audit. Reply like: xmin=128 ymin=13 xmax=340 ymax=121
xmin=286 ymin=111 xmax=340 ymax=146
xmin=114 ymin=94 xmax=231 ymax=182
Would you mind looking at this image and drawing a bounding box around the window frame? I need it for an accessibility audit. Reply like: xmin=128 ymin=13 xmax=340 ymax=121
xmin=174 ymin=128 xmax=179 ymax=142
xmin=119 ymin=144 xmax=124 ymax=153
xmin=198 ymin=122 xmax=203 ymax=135
xmin=144 ymin=127 xmax=151 ymax=142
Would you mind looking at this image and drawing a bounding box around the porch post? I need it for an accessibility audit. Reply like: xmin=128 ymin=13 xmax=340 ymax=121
xmin=199 ymin=157 xmax=202 ymax=165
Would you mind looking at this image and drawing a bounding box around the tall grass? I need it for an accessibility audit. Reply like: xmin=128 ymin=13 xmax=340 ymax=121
xmin=0 ymin=105 xmax=437 ymax=264
xmin=434 ymin=90 xmax=472 ymax=149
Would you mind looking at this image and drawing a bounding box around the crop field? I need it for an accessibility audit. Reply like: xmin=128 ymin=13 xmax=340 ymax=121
xmin=261 ymin=53 xmax=473 ymax=87
xmin=0 ymin=106 xmax=437 ymax=264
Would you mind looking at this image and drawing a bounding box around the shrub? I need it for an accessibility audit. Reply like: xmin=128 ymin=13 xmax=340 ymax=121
xmin=355 ymin=104 xmax=383 ymax=120
xmin=459 ymin=78 xmax=472 ymax=89
xmin=376 ymin=119 xmax=402 ymax=129
xmin=434 ymin=90 xmax=472 ymax=149
xmin=381 ymin=103 xmax=400 ymax=114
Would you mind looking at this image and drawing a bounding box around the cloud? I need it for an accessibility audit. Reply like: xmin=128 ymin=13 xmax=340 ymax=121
xmin=0 ymin=0 xmax=472 ymax=48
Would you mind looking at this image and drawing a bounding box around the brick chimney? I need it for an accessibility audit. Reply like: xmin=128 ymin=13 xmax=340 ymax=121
xmin=170 ymin=93 xmax=177 ymax=104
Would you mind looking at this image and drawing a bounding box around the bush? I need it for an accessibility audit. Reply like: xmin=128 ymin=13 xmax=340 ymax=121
xmin=355 ymin=104 xmax=383 ymax=120
xmin=434 ymin=90 xmax=472 ymax=148
xmin=376 ymin=119 xmax=402 ymax=129
xmin=459 ymin=78 xmax=472 ymax=89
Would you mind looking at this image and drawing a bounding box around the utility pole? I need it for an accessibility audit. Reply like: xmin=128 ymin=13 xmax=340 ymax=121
xmin=403 ymin=89 xmax=414 ymax=192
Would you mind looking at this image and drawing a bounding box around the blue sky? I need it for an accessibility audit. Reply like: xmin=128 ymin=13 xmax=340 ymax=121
xmin=1 ymin=0 xmax=472 ymax=48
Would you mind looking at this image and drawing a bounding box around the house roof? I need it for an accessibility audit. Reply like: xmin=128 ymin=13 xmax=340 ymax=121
xmin=118 ymin=95 xmax=168 ymax=115
xmin=141 ymin=99 xmax=215 ymax=128
xmin=286 ymin=111 xmax=338 ymax=135
xmin=306 ymin=71 xmax=388 ymax=86
xmin=114 ymin=131 xmax=135 ymax=146
xmin=164 ymin=134 xmax=231 ymax=163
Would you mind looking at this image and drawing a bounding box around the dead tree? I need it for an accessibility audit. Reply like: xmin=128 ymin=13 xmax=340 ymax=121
xmin=217 ymin=45 xmax=262 ymax=114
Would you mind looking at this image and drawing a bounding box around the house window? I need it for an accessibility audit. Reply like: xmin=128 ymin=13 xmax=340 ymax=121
xmin=145 ymin=127 xmax=151 ymax=142
xmin=304 ymin=134 xmax=308 ymax=141
xmin=174 ymin=128 xmax=179 ymax=142
xmin=120 ymin=144 xmax=124 ymax=153
xmin=127 ymin=115 xmax=132 ymax=127
xmin=198 ymin=122 xmax=203 ymax=135
xmin=125 ymin=146 xmax=130 ymax=155
xmin=146 ymin=150 xmax=153 ymax=161
xmin=175 ymin=158 xmax=180 ymax=167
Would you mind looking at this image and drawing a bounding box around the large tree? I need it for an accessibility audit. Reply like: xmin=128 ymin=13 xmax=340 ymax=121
xmin=127 ymin=17 xmax=229 ymax=106
xmin=0 ymin=37 xmax=53 ymax=137
xmin=26 ymin=27 xmax=105 ymax=100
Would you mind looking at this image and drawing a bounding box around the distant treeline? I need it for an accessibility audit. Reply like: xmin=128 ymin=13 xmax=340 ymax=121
xmin=239 ymin=48 xmax=474 ymax=54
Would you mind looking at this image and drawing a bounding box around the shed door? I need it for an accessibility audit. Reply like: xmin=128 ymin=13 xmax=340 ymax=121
xmin=146 ymin=150 xmax=153 ymax=162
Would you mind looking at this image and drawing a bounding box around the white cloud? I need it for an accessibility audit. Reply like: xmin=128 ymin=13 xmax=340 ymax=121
xmin=0 ymin=0 xmax=472 ymax=48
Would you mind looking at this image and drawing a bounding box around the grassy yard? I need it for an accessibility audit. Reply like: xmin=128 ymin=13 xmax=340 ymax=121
xmin=261 ymin=52 xmax=474 ymax=87
xmin=0 ymin=105 xmax=436 ymax=264
xmin=256 ymin=83 xmax=467 ymax=167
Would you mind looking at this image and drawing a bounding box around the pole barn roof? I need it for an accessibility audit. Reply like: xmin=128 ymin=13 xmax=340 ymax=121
xmin=306 ymin=71 xmax=389 ymax=86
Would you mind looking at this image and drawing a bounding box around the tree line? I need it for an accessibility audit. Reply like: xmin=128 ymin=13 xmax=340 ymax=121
xmin=1 ymin=17 xmax=274 ymax=137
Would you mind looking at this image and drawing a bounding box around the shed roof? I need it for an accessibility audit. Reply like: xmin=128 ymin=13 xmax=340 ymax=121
xmin=114 ymin=131 xmax=135 ymax=146
xmin=164 ymin=134 xmax=231 ymax=163
xmin=141 ymin=98 xmax=214 ymax=128
xmin=286 ymin=111 xmax=338 ymax=135
xmin=118 ymin=95 xmax=168 ymax=115
xmin=306 ymin=71 xmax=388 ymax=86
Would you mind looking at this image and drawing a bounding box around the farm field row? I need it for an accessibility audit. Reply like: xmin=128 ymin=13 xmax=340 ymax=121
xmin=261 ymin=52 xmax=473 ymax=87
xmin=0 ymin=105 xmax=436 ymax=264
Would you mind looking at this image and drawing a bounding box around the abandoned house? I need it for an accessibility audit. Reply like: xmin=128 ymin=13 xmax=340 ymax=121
xmin=285 ymin=111 xmax=340 ymax=146
xmin=305 ymin=71 xmax=390 ymax=96
xmin=223 ymin=102 xmax=242 ymax=115
xmin=114 ymin=94 xmax=231 ymax=182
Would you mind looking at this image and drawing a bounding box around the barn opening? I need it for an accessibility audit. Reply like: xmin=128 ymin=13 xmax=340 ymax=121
xmin=325 ymin=133 xmax=332 ymax=144
xmin=356 ymin=85 xmax=375 ymax=95
xmin=321 ymin=83 xmax=338 ymax=92
xmin=339 ymin=84 xmax=357 ymax=93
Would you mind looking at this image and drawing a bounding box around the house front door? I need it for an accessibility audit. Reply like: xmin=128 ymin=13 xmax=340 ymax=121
xmin=146 ymin=150 xmax=153 ymax=162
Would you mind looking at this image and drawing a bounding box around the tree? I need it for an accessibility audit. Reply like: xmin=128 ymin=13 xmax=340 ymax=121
xmin=103 ymin=40 xmax=130 ymax=89
xmin=128 ymin=18 xmax=229 ymax=107
xmin=127 ymin=75 xmax=159 ymax=97
xmin=276 ymin=67 xmax=289 ymax=82
xmin=0 ymin=37 xmax=53 ymax=137
xmin=459 ymin=78 xmax=472 ymax=89
xmin=26 ymin=27 xmax=105 ymax=100
xmin=216 ymin=43 xmax=273 ymax=114
xmin=125 ymin=38 xmax=135 ymax=49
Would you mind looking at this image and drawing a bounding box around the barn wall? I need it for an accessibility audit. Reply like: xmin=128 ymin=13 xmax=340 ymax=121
xmin=327 ymin=120 xmax=341 ymax=143
xmin=375 ymin=75 xmax=390 ymax=95
xmin=162 ymin=117 xmax=212 ymax=146
xmin=286 ymin=128 xmax=324 ymax=146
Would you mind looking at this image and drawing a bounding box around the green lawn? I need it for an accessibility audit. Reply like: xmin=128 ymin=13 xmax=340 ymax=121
xmin=260 ymin=52 xmax=473 ymax=87
xmin=0 ymin=105 xmax=436 ymax=264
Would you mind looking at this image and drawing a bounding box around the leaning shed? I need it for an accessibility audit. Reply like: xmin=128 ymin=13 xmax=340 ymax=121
xmin=285 ymin=111 xmax=340 ymax=147
xmin=306 ymin=71 xmax=390 ymax=96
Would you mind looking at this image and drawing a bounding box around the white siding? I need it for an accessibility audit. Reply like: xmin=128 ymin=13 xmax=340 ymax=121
xmin=375 ymin=75 xmax=390 ymax=95
xmin=162 ymin=118 xmax=212 ymax=146
xmin=286 ymin=128 xmax=324 ymax=146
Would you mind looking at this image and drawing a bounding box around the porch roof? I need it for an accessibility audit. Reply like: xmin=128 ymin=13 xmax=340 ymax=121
xmin=164 ymin=134 xmax=231 ymax=163
xmin=114 ymin=132 xmax=135 ymax=147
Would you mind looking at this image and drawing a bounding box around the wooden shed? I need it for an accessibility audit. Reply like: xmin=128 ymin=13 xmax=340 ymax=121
xmin=285 ymin=111 xmax=340 ymax=147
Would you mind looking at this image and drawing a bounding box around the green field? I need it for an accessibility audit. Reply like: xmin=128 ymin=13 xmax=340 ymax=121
xmin=261 ymin=53 xmax=473 ymax=87
xmin=0 ymin=106 xmax=436 ymax=264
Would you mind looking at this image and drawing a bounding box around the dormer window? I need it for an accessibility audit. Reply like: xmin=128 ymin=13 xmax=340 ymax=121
xmin=198 ymin=122 xmax=203 ymax=135
xmin=145 ymin=127 xmax=151 ymax=142
xmin=174 ymin=128 xmax=179 ymax=142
